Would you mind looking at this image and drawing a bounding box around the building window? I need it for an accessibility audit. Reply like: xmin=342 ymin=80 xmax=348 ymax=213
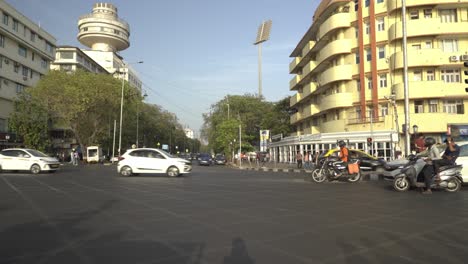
xmin=41 ymin=58 xmax=48 ymax=68
xmin=410 ymin=10 xmax=419 ymax=20
xmin=31 ymin=52 xmax=35 ymax=61
xmin=0 ymin=118 xmax=5 ymax=133
xmin=440 ymin=9 xmax=457 ymax=23
xmin=83 ymin=27 xmax=88 ymax=32
xmin=377 ymin=17 xmax=385 ymax=31
xmin=429 ymin=99 xmax=438 ymax=113
xmin=441 ymin=39 xmax=458 ymax=52
xmin=354 ymin=0 xmax=358 ymax=12
xmin=377 ymin=0 xmax=384 ymax=3
xmin=427 ymin=70 xmax=435 ymax=81
xmin=22 ymin=66 xmax=29 ymax=77
xmin=13 ymin=19 xmax=18 ymax=31
xmin=415 ymin=100 xmax=424 ymax=113
xmin=356 ymin=107 xmax=362 ymax=120
xmin=30 ymin=32 xmax=36 ymax=42
xmin=443 ymin=100 xmax=464 ymax=114
xmin=60 ymin=51 xmax=74 ymax=59
xmin=365 ymin=21 xmax=370 ymax=34
xmin=18 ymin=46 xmax=27 ymax=57
xmin=378 ymin=46 xmax=385 ymax=59
xmin=3 ymin=13 xmax=9 ymax=25
xmin=45 ymin=42 xmax=53 ymax=53
xmin=425 ymin=41 xmax=432 ymax=49
xmin=355 ymin=26 xmax=359 ymax=38
xmin=441 ymin=69 xmax=460 ymax=83
xmin=0 ymin=34 xmax=4 ymax=48
xmin=357 ymin=79 xmax=361 ymax=91
xmin=366 ymin=48 xmax=371 ymax=61
xmin=16 ymin=83 xmax=24 ymax=94
xmin=114 ymin=29 xmax=120 ymax=35
xmin=379 ymin=74 xmax=387 ymax=88
xmin=380 ymin=104 xmax=388 ymax=116
xmin=412 ymin=44 xmax=421 ymax=50
xmin=356 ymin=53 xmax=360 ymax=64
xmin=365 ymin=0 xmax=370 ymax=7
xmin=367 ymin=77 xmax=373 ymax=90
xmin=424 ymin=9 xmax=432 ymax=18
xmin=413 ymin=70 xmax=422 ymax=81
xmin=14 ymin=63 xmax=19 ymax=73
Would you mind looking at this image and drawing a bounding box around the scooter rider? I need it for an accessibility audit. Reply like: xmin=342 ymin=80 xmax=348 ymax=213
xmin=333 ymin=140 xmax=349 ymax=177
xmin=421 ymin=137 xmax=441 ymax=195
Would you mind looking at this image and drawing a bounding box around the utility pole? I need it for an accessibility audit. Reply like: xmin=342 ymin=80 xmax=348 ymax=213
xmin=402 ymin=0 xmax=411 ymax=156
xmin=254 ymin=20 xmax=272 ymax=98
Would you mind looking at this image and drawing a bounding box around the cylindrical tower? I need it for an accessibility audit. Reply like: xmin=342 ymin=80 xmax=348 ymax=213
xmin=77 ymin=3 xmax=130 ymax=52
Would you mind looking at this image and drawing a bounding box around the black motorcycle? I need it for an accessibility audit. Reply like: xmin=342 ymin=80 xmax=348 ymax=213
xmin=311 ymin=156 xmax=361 ymax=183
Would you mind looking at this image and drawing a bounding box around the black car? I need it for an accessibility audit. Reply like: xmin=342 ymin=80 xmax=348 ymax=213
xmin=198 ymin=153 xmax=213 ymax=166
xmin=323 ymin=149 xmax=386 ymax=172
xmin=214 ymin=154 xmax=227 ymax=165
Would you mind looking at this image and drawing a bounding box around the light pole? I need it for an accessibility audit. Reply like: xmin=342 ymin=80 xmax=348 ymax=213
xmin=412 ymin=124 xmax=418 ymax=153
xmin=253 ymin=20 xmax=272 ymax=98
xmin=117 ymin=61 xmax=143 ymax=157
xmin=136 ymin=91 xmax=147 ymax=148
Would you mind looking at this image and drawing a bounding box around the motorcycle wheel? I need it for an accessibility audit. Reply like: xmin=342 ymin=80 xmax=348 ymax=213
xmin=347 ymin=171 xmax=361 ymax=183
xmin=393 ymin=177 xmax=410 ymax=192
xmin=311 ymin=169 xmax=327 ymax=183
xmin=445 ymin=178 xmax=461 ymax=193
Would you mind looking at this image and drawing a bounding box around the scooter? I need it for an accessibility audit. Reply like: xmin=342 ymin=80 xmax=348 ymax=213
xmin=385 ymin=155 xmax=463 ymax=192
xmin=311 ymin=156 xmax=361 ymax=183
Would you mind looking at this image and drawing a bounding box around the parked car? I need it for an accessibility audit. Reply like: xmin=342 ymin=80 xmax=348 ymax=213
xmin=198 ymin=153 xmax=213 ymax=166
xmin=322 ymin=148 xmax=386 ymax=172
xmin=117 ymin=148 xmax=192 ymax=177
xmin=0 ymin=148 xmax=60 ymax=174
xmin=454 ymin=141 xmax=468 ymax=183
xmin=214 ymin=154 xmax=227 ymax=165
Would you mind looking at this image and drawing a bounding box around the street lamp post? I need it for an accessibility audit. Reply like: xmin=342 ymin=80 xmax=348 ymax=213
xmin=136 ymin=91 xmax=147 ymax=148
xmin=117 ymin=61 xmax=143 ymax=157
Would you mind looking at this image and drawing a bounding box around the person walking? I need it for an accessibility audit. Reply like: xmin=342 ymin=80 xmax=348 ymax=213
xmin=303 ymin=151 xmax=310 ymax=170
xmin=296 ymin=151 xmax=303 ymax=169
xmin=73 ymin=151 xmax=79 ymax=166
xmin=70 ymin=149 xmax=75 ymax=164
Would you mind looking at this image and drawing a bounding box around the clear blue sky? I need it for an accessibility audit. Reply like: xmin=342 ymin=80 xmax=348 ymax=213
xmin=7 ymin=0 xmax=319 ymax=136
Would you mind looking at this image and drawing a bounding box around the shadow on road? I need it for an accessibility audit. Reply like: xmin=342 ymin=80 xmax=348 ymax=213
xmin=223 ymin=237 xmax=255 ymax=264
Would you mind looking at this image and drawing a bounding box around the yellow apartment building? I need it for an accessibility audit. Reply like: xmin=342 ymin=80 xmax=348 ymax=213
xmin=269 ymin=0 xmax=468 ymax=163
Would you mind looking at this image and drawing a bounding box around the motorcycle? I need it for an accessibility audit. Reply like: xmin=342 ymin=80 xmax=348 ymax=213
xmin=385 ymin=155 xmax=463 ymax=192
xmin=311 ymin=156 xmax=361 ymax=183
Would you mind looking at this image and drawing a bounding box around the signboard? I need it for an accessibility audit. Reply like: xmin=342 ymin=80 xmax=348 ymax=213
xmin=162 ymin=144 xmax=169 ymax=150
xmin=259 ymin=130 xmax=270 ymax=152
xmin=271 ymin=133 xmax=283 ymax=142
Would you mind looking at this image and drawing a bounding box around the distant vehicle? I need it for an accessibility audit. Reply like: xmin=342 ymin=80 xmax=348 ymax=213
xmin=321 ymin=148 xmax=386 ymax=172
xmin=214 ymin=154 xmax=227 ymax=165
xmin=117 ymin=148 xmax=192 ymax=177
xmin=86 ymin=146 xmax=104 ymax=163
xmin=0 ymin=148 xmax=60 ymax=174
xmin=198 ymin=153 xmax=213 ymax=166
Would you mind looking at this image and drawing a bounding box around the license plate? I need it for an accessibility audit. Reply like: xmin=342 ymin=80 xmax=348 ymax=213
xmin=49 ymin=164 xmax=59 ymax=168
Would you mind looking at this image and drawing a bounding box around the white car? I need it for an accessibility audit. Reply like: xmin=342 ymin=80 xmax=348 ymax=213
xmin=456 ymin=141 xmax=468 ymax=183
xmin=0 ymin=148 xmax=60 ymax=174
xmin=117 ymin=148 xmax=192 ymax=177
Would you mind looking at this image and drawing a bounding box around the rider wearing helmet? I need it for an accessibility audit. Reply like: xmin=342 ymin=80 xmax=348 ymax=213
xmin=421 ymin=137 xmax=441 ymax=194
xmin=338 ymin=140 xmax=349 ymax=163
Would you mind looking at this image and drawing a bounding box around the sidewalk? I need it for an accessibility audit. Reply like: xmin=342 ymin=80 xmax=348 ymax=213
xmin=228 ymin=161 xmax=384 ymax=181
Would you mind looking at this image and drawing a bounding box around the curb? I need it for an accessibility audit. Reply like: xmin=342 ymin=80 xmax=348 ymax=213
xmin=236 ymin=166 xmax=385 ymax=181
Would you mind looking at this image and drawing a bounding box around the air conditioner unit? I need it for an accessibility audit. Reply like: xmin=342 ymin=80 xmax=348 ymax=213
xmin=449 ymin=55 xmax=458 ymax=62
xmin=460 ymin=54 xmax=468 ymax=61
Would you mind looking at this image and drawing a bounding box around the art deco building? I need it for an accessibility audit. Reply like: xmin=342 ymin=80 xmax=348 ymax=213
xmin=0 ymin=0 xmax=56 ymax=147
xmin=269 ymin=0 xmax=468 ymax=163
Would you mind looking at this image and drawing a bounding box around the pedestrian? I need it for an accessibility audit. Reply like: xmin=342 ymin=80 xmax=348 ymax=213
xmin=303 ymin=151 xmax=310 ymax=170
xmin=415 ymin=135 xmax=426 ymax=153
xmin=70 ymin=149 xmax=75 ymax=164
xmin=296 ymin=151 xmax=303 ymax=169
xmin=73 ymin=151 xmax=79 ymax=166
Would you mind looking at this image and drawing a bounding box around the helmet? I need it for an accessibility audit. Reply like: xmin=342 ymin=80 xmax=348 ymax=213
xmin=338 ymin=140 xmax=346 ymax=147
xmin=424 ymin=137 xmax=436 ymax=147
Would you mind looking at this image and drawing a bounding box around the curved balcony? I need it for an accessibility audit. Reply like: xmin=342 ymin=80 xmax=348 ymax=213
xmin=388 ymin=20 xmax=468 ymax=42
xmin=316 ymin=39 xmax=352 ymax=65
xmin=389 ymin=49 xmax=459 ymax=70
xmin=317 ymin=12 xmax=351 ymax=41
xmin=318 ymin=93 xmax=353 ymax=113
xmin=387 ymin=0 xmax=456 ymax=13
xmin=302 ymin=41 xmax=316 ymax=58
xmin=289 ymin=75 xmax=303 ymax=91
xmin=393 ymin=81 xmax=466 ymax=101
xmin=319 ymin=65 xmax=352 ymax=87
xmin=78 ymin=15 xmax=130 ymax=51
xmin=290 ymin=93 xmax=301 ymax=107
xmin=320 ymin=120 xmax=346 ymax=133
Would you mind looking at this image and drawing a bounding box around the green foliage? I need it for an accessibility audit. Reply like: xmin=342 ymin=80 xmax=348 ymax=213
xmin=201 ymin=94 xmax=293 ymax=156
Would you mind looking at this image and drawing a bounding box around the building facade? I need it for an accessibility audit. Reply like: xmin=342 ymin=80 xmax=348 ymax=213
xmin=0 ymin=0 xmax=56 ymax=147
xmin=270 ymin=0 xmax=468 ymax=162
xmin=50 ymin=46 xmax=109 ymax=74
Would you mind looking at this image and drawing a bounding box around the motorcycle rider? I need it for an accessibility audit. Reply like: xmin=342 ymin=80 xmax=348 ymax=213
xmin=434 ymin=136 xmax=460 ymax=174
xmin=333 ymin=140 xmax=349 ymax=177
xmin=421 ymin=137 xmax=441 ymax=195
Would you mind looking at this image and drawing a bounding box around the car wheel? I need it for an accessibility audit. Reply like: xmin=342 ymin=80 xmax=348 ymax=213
xmin=30 ymin=164 xmax=41 ymax=174
xmin=120 ymin=166 xmax=133 ymax=177
xmin=167 ymin=166 xmax=180 ymax=177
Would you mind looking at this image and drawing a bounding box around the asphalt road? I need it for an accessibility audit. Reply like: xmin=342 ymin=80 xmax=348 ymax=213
xmin=1 ymin=163 xmax=468 ymax=264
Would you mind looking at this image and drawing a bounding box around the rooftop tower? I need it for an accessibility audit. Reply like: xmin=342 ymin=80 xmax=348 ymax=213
xmin=77 ymin=3 xmax=130 ymax=52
